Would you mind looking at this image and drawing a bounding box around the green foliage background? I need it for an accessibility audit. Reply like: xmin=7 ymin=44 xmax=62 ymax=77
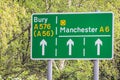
xmin=0 ymin=0 xmax=120 ymax=80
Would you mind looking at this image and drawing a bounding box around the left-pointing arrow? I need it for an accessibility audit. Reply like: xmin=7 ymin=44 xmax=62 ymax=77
xmin=67 ymin=39 xmax=74 ymax=56
xmin=40 ymin=39 xmax=47 ymax=56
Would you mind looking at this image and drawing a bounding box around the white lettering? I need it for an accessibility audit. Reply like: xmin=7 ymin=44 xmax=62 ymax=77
xmin=60 ymin=27 xmax=98 ymax=33
xmin=34 ymin=17 xmax=48 ymax=23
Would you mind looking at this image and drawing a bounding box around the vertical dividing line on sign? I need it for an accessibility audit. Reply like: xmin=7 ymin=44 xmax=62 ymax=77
xmin=55 ymin=16 xmax=58 ymax=35
xmin=83 ymin=48 xmax=85 ymax=56
xmin=83 ymin=37 xmax=86 ymax=56
xmin=55 ymin=16 xmax=58 ymax=57
xmin=55 ymin=48 xmax=57 ymax=56
xmin=55 ymin=39 xmax=57 ymax=57
xmin=55 ymin=38 xmax=58 ymax=46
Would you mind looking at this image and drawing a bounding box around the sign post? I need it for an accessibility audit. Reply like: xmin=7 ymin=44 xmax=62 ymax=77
xmin=93 ymin=10 xmax=100 ymax=80
xmin=93 ymin=60 xmax=99 ymax=80
xmin=31 ymin=12 xmax=113 ymax=59
xmin=47 ymin=60 xmax=52 ymax=80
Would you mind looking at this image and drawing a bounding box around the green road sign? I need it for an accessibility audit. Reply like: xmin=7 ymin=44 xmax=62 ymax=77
xmin=31 ymin=12 xmax=113 ymax=60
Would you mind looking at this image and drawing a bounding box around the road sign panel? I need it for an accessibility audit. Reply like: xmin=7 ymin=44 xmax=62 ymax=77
xmin=31 ymin=12 xmax=113 ymax=60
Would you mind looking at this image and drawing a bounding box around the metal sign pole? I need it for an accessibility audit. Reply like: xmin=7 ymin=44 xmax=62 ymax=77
xmin=93 ymin=10 xmax=100 ymax=80
xmin=93 ymin=60 xmax=99 ymax=80
xmin=47 ymin=60 xmax=52 ymax=80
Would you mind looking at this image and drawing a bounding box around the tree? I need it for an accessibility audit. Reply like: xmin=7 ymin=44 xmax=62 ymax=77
xmin=0 ymin=0 xmax=120 ymax=80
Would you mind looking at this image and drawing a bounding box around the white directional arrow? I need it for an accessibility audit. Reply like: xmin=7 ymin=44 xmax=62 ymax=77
xmin=40 ymin=39 xmax=47 ymax=56
xmin=67 ymin=39 xmax=74 ymax=56
xmin=95 ymin=39 xmax=102 ymax=55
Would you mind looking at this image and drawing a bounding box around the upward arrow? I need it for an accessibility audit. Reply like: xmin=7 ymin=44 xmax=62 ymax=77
xmin=40 ymin=39 xmax=47 ymax=56
xmin=95 ymin=39 xmax=102 ymax=55
xmin=67 ymin=39 xmax=74 ymax=56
